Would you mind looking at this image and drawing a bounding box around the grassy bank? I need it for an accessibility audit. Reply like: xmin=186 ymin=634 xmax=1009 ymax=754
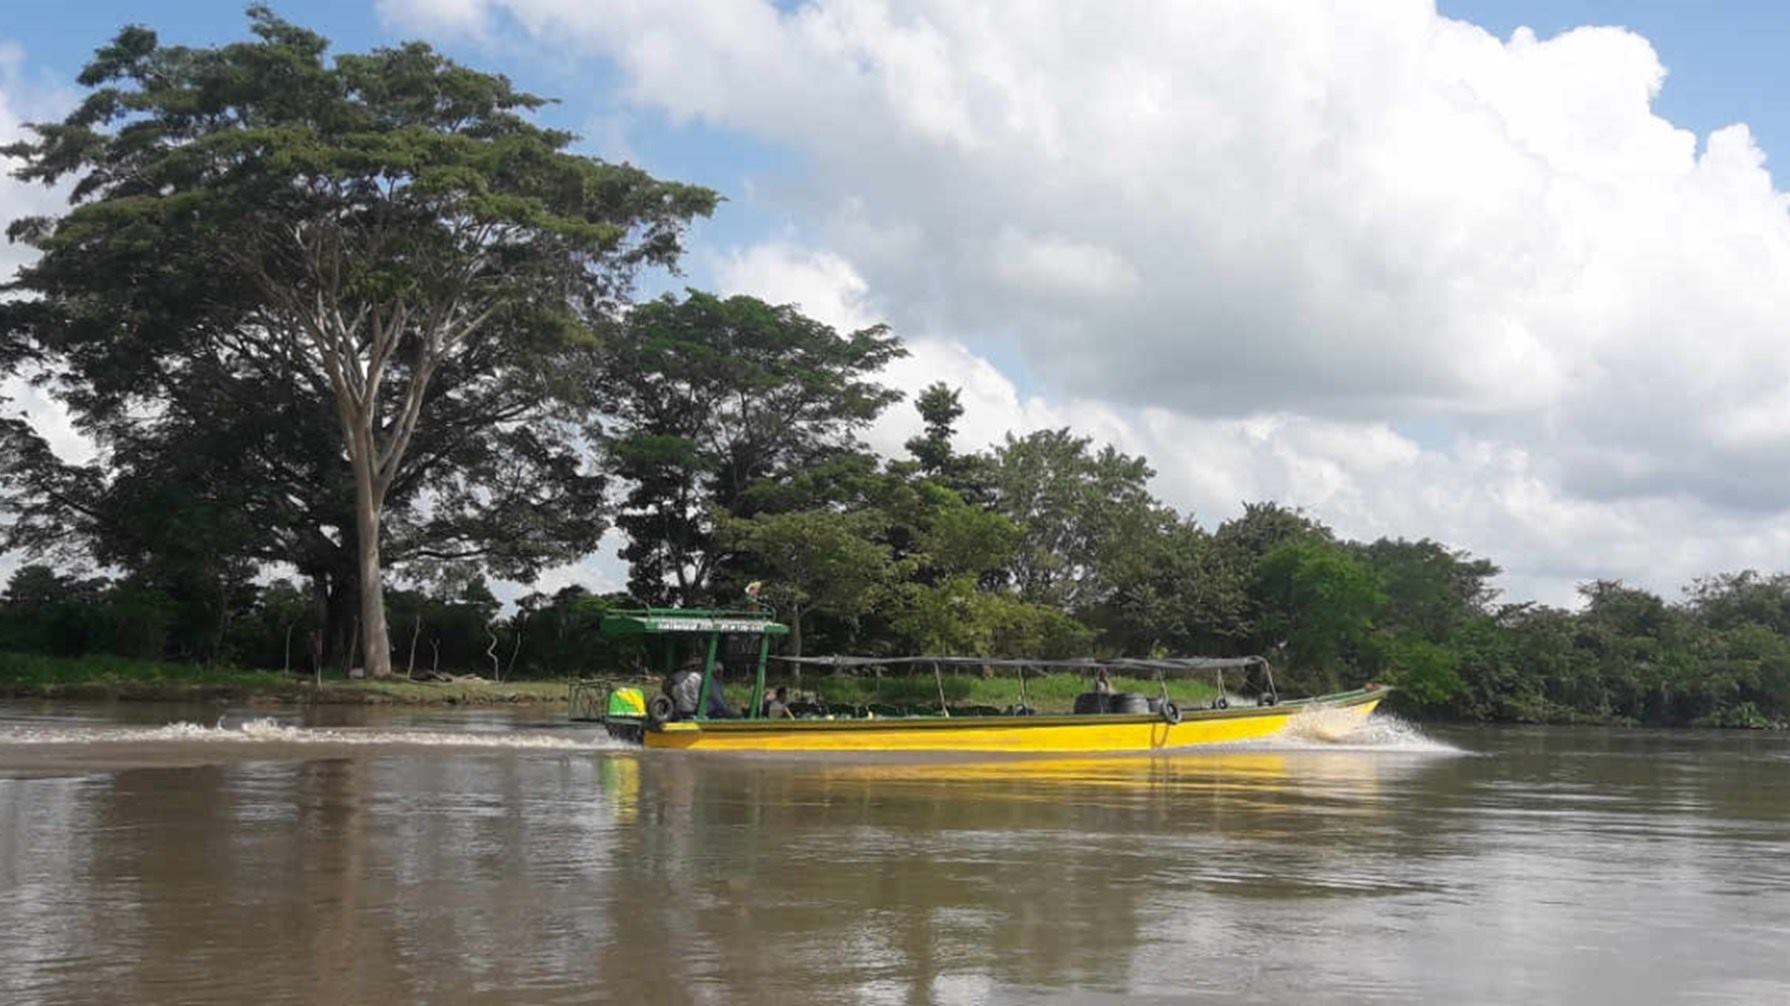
xmin=1 ymin=652 xmax=1235 ymax=714
xmin=0 ymin=652 xmax=569 ymax=705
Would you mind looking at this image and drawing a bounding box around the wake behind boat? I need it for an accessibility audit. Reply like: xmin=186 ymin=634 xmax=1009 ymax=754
xmin=572 ymin=608 xmax=1386 ymax=754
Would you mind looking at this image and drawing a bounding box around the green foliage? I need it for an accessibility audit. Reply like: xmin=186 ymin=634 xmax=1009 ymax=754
xmin=906 ymin=482 xmax=1020 ymax=581
xmin=1355 ymin=538 xmax=1499 ymax=641
xmin=905 ymin=383 xmax=963 ymax=476
xmin=1372 ymin=636 xmax=1464 ymax=707
xmin=986 ymin=428 xmax=1167 ymax=611
xmin=717 ymin=508 xmax=893 ymax=654
xmin=595 ymin=290 xmax=905 ymax=603
xmin=1089 ymin=516 xmax=1248 ymax=656
xmin=3 ymin=9 xmax=713 ymax=677
xmin=1254 ymin=537 xmax=1385 ymax=692
xmin=891 ymin=576 xmax=1092 ymax=659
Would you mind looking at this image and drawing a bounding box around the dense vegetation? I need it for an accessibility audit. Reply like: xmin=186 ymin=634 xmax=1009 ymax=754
xmin=2 ymin=12 xmax=1787 ymax=727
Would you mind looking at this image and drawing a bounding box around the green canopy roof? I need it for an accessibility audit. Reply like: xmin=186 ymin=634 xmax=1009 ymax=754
xmin=599 ymin=608 xmax=789 ymax=637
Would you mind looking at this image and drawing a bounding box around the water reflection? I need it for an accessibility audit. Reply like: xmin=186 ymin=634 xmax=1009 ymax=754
xmin=1 ymin=708 xmax=1788 ymax=1004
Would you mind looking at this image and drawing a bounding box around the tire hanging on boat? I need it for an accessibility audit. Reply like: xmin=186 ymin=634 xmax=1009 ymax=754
xmin=1109 ymin=693 xmax=1151 ymax=715
xmin=1160 ymin=701 xmax=1181 ymax=725
xmin=646 ymin=693 xmax=675 ymax=724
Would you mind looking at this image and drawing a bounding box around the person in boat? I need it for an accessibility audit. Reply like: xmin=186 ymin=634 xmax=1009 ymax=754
xmin=704 ymin=665 xmax=737 ymax=719
xmin=666 ymin=656 xmax=703 ymax=719
xmin=764 ymin=686 xmax=794 ymax=719
xmin=664 ymin=652 xmax=739 ymax=719
xmin=1095 ymin=668 xmax=1113 ymax=696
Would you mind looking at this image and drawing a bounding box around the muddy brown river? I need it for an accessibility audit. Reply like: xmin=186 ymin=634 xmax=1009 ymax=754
xmin=1 ymin=703 xmax=1787 ymax=1003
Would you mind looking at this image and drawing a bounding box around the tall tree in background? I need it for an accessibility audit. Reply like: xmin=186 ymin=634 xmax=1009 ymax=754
xmin=1253 ymin=537 xmax=1384 ymax=692
xmin=3 ymin=10 xmax=715 ymax=675
xmin=0 ymin=322 xmax=615 ymax=669
xmin=984 ymin=429 xmax=1167 ymax=612
xmin=1091 ymin=516 xmax=1249 ymax=656
xmin=904 ymin=383 xmax=963 ymax=477
xmin=596 ymin=291 xmax=904 ymax=603
xmin=1355 ymin=538 xmax=1500 ymax=642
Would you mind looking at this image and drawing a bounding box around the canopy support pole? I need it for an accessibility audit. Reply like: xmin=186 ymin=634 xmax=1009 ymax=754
xmin=934 ymin=661 xmax=949 ymax=717
xmin=751 ymin=634 xmax=770 ymax=719
xmin=695 ymin=631 xmax=720 ymax=721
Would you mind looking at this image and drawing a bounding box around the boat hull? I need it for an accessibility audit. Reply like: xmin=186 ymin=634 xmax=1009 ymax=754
xmin=631 ymin=688 xmax=1385 ymax=753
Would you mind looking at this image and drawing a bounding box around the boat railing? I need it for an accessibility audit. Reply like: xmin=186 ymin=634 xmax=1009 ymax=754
xmin=771 ymin=654 xmax=1280 ymax=716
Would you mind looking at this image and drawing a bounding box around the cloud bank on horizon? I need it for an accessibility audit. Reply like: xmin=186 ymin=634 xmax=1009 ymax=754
xmin=8 ymin=1 xmax=1790 ymax=607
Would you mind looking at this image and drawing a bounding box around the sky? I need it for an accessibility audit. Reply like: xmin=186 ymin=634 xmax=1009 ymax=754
xmin=6 ymin=1 xmax=1790 ymax=609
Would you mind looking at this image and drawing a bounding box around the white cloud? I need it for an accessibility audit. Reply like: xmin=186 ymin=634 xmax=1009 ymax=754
xmin=1 ymin=42 xmax=84 ymax=588
xmin=991 ymin=228 xmax=1140 ymax=300
xmin=373 ymin=0 xmax=1790 ymax=606
xmin=1 ymin=43 xmax=85 ymax=466
xmin=0 ymin=42 xmax=67 ymax=288
xmin=694 ymin=229 xmax=1790 ymax=610
xmin=712 ymin=242 xmax=878 ymax=332
xmin=374 ymin=0 xmax=495 ymax=36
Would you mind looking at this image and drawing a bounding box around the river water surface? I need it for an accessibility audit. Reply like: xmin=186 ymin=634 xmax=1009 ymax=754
xmin=1 ymin=703 xmax=1787 ymax=1004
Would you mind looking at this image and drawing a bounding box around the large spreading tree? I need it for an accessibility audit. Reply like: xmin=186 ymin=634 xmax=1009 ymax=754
xmin=3 ymin=10 xmax=715 ymax=675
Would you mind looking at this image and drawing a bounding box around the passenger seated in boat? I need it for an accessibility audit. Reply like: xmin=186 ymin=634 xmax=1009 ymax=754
xmin=704 ymin=666 xmax=737 ymax=719
xmin=764 ymin=686 xmax=794 ymax=719
xmin=1095 ymin=669 xmax=1113 ymax=696
xmin=666 ymin=661 xmax=703 ymax=719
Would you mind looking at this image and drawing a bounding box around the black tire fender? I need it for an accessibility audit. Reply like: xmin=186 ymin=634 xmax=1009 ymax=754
xmin=1161 ymin=701 xmax=1182 ymax=725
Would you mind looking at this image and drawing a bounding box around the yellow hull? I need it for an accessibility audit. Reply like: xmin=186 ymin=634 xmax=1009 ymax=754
xmin=639 ymin=689 xmax=1384 ymax=753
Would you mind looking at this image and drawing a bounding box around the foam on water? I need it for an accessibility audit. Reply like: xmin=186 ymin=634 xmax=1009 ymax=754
xmin=1265 ymin=712 xmax=1461 ymax=754
xmin=0 ymin=717 xmax=629 ymax=751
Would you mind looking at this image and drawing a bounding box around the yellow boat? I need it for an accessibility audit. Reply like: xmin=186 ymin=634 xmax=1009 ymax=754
xmin=574 ymin=608 xmax=1387 ymax=754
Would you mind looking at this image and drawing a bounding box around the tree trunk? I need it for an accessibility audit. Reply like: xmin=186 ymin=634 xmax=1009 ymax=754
xmin=504 ymin=629 xmax=523 ymax=683
xmin=323 ymin=573 xmax=357 ymax=672
xmin=310 ymin=575 xmax=328 ymax=686
xmin=407 ymin=616 xmax=421 ymax=680
xmin=351 ymin=454 xmax=394 ymax=678
xmin=209 ymin=574 xmax=231 ymax=664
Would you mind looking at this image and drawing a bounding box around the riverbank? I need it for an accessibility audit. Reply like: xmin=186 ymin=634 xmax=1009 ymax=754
xmin=1 ymin=652 xmax=1226 ymax=712
xmin=0 ymin=652 xmax=569 ymax=706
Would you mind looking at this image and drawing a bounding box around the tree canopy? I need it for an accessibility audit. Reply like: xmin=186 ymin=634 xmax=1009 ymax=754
xmin=3 ymin=9 xmax=715 ymax=674
xmin=594 ymin=290 xmax=904 ymax=604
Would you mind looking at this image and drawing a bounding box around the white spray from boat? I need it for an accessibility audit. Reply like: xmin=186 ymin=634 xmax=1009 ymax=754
xmin=0 ymin=717 xmax=631 ymax=751
xmin=1268 ymin=711 xmax=1461 ymax=753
